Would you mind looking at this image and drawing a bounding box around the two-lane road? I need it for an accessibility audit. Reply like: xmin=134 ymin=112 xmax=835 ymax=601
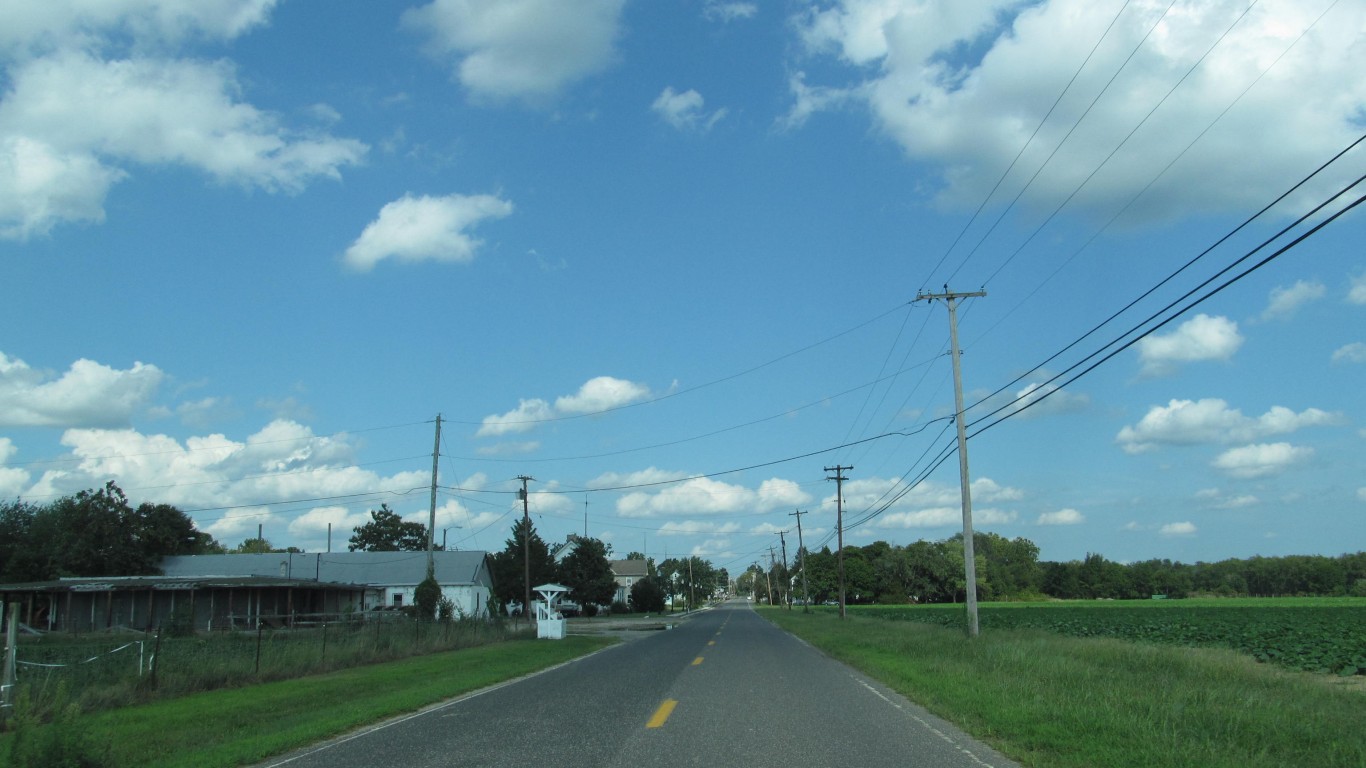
xmin=264 ymin=601 xmax=1018 ymax=767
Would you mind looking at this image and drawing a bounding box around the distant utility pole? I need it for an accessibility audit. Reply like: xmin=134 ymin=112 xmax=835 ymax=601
xmin=427 ymin=414 xmax=442 ymax=574
xmin=778 ymin=530 xmax=790 ymax=610
xmin=518 ymin=475 xmax=535 ymax=621
xmin=825 ymin=465 xmax=852 ymax=619
xmin=790 ymin=509 xmax=811 ymax=613
xmin=766 ymin=547 xmax=777 ymax=606
xmin=916 ymin=286 xmax=986 ymax=638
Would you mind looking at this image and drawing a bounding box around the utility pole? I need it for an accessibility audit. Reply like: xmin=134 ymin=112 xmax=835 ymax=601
xmin=518 ymin=475 xmax=534 ymax=622
xmin=789 ymin=509 xmax=811 ymax=613
xmin=428 ymin=414 xmax=441 ymax=574
xmin=916 ymin=286 xmax=986 ymax=637
xmin=778 ymin=530 xmax=790 ymax=610
xmin=824 ymin=465 xmax=852 ymax=619
xmin=765 ymin=549 xmax=776 ymax=606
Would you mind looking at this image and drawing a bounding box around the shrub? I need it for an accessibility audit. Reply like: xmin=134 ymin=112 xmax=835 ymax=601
xmin=610 ymin=600 xmax=631 ymax=615
xmin=5 ymin=685 xmax=112 ymax=768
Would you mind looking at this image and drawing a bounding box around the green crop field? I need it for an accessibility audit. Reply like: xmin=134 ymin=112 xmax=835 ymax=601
xmin=843 ymin=598 xmax=1366 ymax=675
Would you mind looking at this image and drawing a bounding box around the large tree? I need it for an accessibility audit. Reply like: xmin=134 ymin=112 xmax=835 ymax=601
xmin=557 ymin=537 xmax=616 ymax=611
xmin=2 ymin=483 xmax=219 ymax=582
xmin=348 ymin=504 xmax=428 ymax=552
xmin=488 ymin=518 xmax=556 ymax=610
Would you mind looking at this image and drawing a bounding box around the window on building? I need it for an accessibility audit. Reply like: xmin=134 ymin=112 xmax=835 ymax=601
xmin=392 ymin=593 xmax=403 ymax=607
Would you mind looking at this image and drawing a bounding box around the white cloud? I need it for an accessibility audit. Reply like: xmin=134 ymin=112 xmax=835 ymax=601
xmin=478 ymin=376 xmax=651 ymax=439
xmin=704 ymin=2 xmax=757 ymax=23
xmin=0 ymin=438 xmax=31 ymax=497
xmin=615 ymin=475 xmax=799 ymax=518
xmin=1349 ymin=273 xmax=1366 ymax=305
xmin=590 ymin=467 xmax=689 ymax=489
xmin=0 ymin=352 xmax=163 ymax=428
xmin=1358 ymin=487 xmax=1366 ymax=502
xmin=877 ymin=506 xmax=1016 ymax=529
xmin=1261 ymin=279 xmax=1325 ymax=321
xmin=1117 ymin=398 xmax=1338 ymax=454
xmin=344 ymin=193 xmax=513 ymax=272
xmin=401 ymin=0 xmax=626 ymax=102
xmin=652 ymin=87 xmax=727 ymax=131
xmin=0 ymin=0 xmax=278 ymax=54
xmin=789 ymin=1 xmax=1366 ymax=221
xmin=0 ymin=50 xmax=366 ymax=239
xmin=554 ymin=376 xmax=650 ymax=414
xmin=1003 ymin=380 xmax=1089 ymax=418
xmin=657 ymin=520 xmax=741 ymax=536
xmin=1332 ymin=342 xmax=1366 ymax=364
xmin=1159 ymin=521 xmax=1197 ymax=537
xmin=1036 ymin=508 xmax=1085 ymax=525
xmin=476 ymin=398 xmax=553 ymax=438
xmin=1137 ymin=314 xmax=1242 ymax=375
xmin=1211 ymin=442 xmax=1312 ymax=479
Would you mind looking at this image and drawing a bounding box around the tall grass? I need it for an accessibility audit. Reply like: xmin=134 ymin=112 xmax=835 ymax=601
xmin=9 ymin=617 xmax=525 ymax=720
xmin=764 ymin=608 xmax=1366 ymax=768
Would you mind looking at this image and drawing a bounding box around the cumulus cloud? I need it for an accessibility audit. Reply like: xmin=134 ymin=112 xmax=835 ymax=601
xmin=476 ymin=398 xmax=553 ymax=438
xmin=1136 ymin=314 xmax=1242 ymax=375
xmin=0 ymin=438 xmax=30 ymax=497
xmin=615 ymin=475 xmax=808 ymax=518
xmin=1159 ymin=521 xmax=1197 ymax=537
xmin=1261 ymin=279 xmax=1325 ymax=321
xmin=1116 ymin=398 xmax=1338 ymax=454
xmin=555 ymin=376 xmax=650 ymax=414
xmin=344 ymin=193 xmax=513 ymax=271
xmin=402 ymin=0 xmax=626 ymax=102
xmin=1212 ymin=442 xmax=1312 ymax=479
xmin=0 ymin=352 xmax=163 ymax=428
xmin=14 ymin=418 xmax=434 ymax=550
xmin=1349 ymin=273 xmax=1366 ymax=304
xmin=788 ymin=1 xmax=1366 ymax=222
xmin=877 ymin=506 xmax=1016 ymax=529
xmin=478 ymin=376 xmax=650 ymax=438
xmin=652 ymin=87 xmax=727 ymax=131
xmin=0 ymin=17 xmax=367 ymax=239
xmin=1332 ymin=342 xmax=1366 ymax=364
xmin=1001 ymin=380 xmax=1089 ymax=418
xmin=1037 ymin=508 xmax=1085 ymax=525
xmin=590 ymin=467 xmax=689 ymax=489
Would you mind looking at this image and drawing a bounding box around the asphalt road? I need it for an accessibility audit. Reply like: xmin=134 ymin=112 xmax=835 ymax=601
xmin=262 ymin=600 xmax=1018 ymax=768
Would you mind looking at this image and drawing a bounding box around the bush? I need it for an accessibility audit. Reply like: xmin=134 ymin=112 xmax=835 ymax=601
xmin=5 ymin=685 xmax=112 ymax=768
xmin=610 ymin=601 xmax=630 ymax=615
xmin=581 ymin=603 xmax=599 ymax=618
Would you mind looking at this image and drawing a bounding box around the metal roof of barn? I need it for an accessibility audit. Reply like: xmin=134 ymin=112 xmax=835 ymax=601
xmin=158 ymin=550 xmax=492 ymax=588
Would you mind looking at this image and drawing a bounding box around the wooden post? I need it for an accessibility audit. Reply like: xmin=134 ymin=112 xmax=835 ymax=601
xmin=149 ymin=627 xmax=163 ymax=688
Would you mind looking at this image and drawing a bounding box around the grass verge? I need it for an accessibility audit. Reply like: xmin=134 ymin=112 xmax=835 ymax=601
xmin=1 ymin=635 xmax=614 ymax=768
xmin=762 ymin=608 xmax=1365 ymax=768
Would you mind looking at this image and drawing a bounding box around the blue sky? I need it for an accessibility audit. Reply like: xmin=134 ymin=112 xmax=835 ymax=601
xmin=2 ymin=0 xmax=1363 ymax=574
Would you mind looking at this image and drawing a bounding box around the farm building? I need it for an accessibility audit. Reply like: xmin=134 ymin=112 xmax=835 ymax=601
xmin=0 ymin=550 xmax=494 ymax=633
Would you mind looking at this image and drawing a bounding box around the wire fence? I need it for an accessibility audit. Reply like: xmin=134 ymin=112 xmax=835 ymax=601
xmin=3 ymin=613 xmax=518 ymax=719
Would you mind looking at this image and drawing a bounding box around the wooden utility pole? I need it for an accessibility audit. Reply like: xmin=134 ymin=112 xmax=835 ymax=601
xmin=778 ymin=530 xmax=790 ymax=610
xmin=427 ymin=414 xmax=442 ymax=574
xmin=518 ymin=475 xmax=534 ymax=621
xmin=789 ymin=509 xmax=811 ymax=613
xmin=765 ymin=548 xmax=776 ymax=606
xmin=916 ymin=286 xmax=986 ymax=637
xmin=824 ymin=465 xmax=852 ymax=619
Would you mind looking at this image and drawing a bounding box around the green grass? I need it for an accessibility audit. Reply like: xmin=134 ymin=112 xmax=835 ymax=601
xmin=2 ymin=635 xmax=614 ymax=768
xmin=763 ymin=607 xmax=1366 ymax=768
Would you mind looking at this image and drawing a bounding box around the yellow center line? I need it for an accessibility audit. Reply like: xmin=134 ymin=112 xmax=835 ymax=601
xmin=707 ymin=640 xmax=715 ymax=646
xmin=692 ymin=656 xmax=704 ymax=666
xmin=646 ymin=699 xmax=678 ymax=728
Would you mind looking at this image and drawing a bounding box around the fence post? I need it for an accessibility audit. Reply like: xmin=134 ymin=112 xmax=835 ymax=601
xmin=2 ymin=602 xmax=18 ymax=715
xmin=255 ymin=619 xmax=263 ymax=675
xmin=149 ymin=627 xmax=163 ymax=688
xmin=321 ymin=623 xmax=327 ymax=665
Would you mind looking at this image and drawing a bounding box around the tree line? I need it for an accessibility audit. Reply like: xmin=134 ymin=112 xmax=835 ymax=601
xmin=486 ymin=518 xmax=727 ymax=616
xmin=742 ymin=532 xmax=1366 ymax=605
